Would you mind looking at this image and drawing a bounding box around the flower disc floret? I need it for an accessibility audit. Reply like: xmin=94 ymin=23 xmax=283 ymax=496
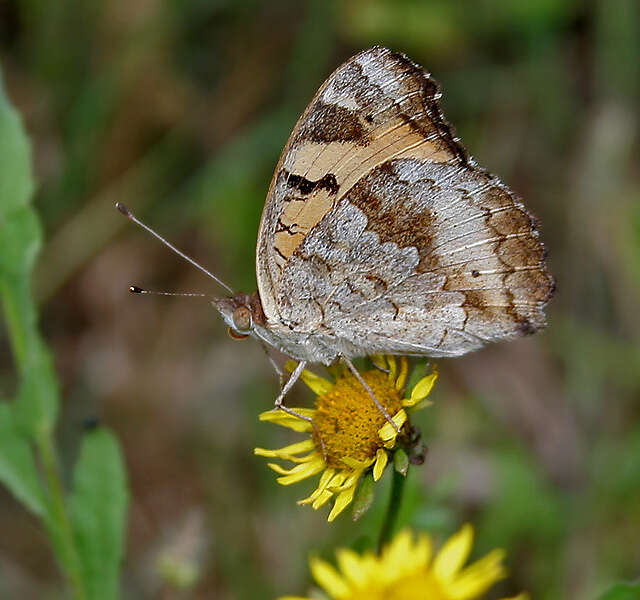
xmin=313 ymin=369 xmax=404 ymax=468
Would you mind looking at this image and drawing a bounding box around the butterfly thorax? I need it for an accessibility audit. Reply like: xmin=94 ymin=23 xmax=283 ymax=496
xmin=212 ymin=290 xmax=356 ymax=364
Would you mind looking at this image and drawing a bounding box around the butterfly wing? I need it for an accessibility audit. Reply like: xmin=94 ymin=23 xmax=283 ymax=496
xmin=256 ymin=46 xmax=465 ymax=321
xmin=257 ymin=46 xmax=553 ymax=357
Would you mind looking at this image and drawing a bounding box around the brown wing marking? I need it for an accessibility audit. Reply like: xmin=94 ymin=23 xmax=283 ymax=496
xmin=263 ymin=47 xmax=468 ymax=277
xmin=273 ymin=157 xmax=553 ymax=355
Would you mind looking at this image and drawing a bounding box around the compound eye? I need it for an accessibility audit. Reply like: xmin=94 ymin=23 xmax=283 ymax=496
xmin=232 ymin=305 xmax=252 ymax=332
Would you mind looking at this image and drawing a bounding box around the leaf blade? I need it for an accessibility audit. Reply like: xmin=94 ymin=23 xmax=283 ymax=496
xmin=0 ymin=404 xmax=46 ymax=517
xmin=70 ymin=429 xmax=128 ymax=600
xmin=0 ymin=66 xmax=59 ymax=436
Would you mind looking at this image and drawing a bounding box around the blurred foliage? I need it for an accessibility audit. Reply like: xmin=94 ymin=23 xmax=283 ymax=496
xmin=0 ymin=0 xmax=638 ymax=598
xmin=598 ymin=583 xmax=640 ymax=600
xmin=0 ymin=64 xmax=127 ymax=598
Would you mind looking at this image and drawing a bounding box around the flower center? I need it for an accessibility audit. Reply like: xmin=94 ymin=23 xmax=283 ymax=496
xmin=312 ymin=370 xmax=404 ymax=469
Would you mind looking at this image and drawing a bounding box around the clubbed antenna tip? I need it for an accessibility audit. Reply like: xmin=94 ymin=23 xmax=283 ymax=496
xmin=115 ymin=202 xmax=133 ymax=218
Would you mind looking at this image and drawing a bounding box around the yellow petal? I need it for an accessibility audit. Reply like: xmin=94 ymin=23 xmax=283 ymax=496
xmin=387 ymin=355 xmax=397 ymax=382
xmin=395 ymin=356 xmax=409 ymax=391
xmin=266 ymin=457 xmax=323 ymax=475
xmin=315 ymin=467 xmax=337 ymax=488
xmin=409 ymin=368 xmax=438 ymax=403
xmin=259 ymin=408 xmax=315 ymax=432
xmin=301 ymin=469 xmax=345 ymax=505
xmin=433 ymin=524 xmax=474 ymax=581
xmin=382 ymin=529 xmax=413 ymax=575
xmin=325 ymin=471 xmax=349 ymax=491
xmin=300 ymin=369 xmax=334 ymax=396
xmin=448 ymin=549 xmax=507 ymax=599
xmin=328 ymin=485 xmax=357 ymax=522
xmin=285 ymin=361 xmax=333 ymax=395
xmin=331 ymin=470 xmax=363 ymax=492
xmin=298 ymin=490 xmax=323 ymax=506
xmin=310 ymin=556 xmax=351 ymax=597
xmin=411 ymin=533 xmax=433 ymax=570
xmin=284 ymin=360 xmax=298 ymax=373
xmin=260 ymin=453 xmax=317 ymax=469
xmin=254 ymin=447 xmax=278 ymax=458
xmin=298 ymin=468 xmax=336 ymax=504
xmin=275 ymin=456 xmax=325 ymax=485
xmin=371 ymin=354 xmax=387 ymax=371
xmin=378 ymin=410 xmax=407 ymax=443
xmin=372 ymin=449 xmax=388 ymax=481
xmin=336 ymin=548 xmax=368 ymax=588
xmin=310 ymin=489 xmax=334 ymax=509
xmin=404 ymin=399 xmax=434 ymax=411
xmin=309 ymin=475 xmax=355 ymax=508
xmin=254 ymin=439 xmax=316 ymax=460
xmin=266 ymin=462 xmax=295 ymax=475
xmin=356 ymin=553 xmax=379 ymax=582
xmin=341 ymin=456 xmax=375 ymax=470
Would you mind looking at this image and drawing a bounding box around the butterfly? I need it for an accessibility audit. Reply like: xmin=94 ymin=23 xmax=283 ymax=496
xmin=120 ymin=47 xmax=553 ymax=416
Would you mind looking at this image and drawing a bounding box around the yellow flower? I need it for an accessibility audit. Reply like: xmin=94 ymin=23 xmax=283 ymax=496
xmin=280 ymin=525 xmax=529 ymax=600
xmin=254 ymin=356 xmax=437 ymax=521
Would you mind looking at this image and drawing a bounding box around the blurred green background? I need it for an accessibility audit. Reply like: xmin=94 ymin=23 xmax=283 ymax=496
xmin=1 ymin=0 xmax=639 ymax=598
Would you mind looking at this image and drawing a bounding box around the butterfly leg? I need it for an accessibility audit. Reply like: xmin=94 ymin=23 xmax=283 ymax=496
xmin=341 ymin=355 xmax=401 ymax=434
xmin=259 ymin=340 xmax=286 ymax=389
xmin=271 ymin=360 xmax=328 ymax=460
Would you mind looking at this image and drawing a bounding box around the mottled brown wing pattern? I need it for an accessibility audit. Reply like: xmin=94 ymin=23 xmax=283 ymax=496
xmin=256 ymin=46 xmax=553 ymax=358
xmin=257 ymin=46 xmax=466 ymax=321
xmin=275 ymin=159 xmax=553 ymax=356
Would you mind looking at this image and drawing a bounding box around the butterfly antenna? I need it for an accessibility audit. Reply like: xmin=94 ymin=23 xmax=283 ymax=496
xmin=116 ymin=203 xmax=234 ymax=294
xmin=129 ymin=285 xmax=210 ymax=298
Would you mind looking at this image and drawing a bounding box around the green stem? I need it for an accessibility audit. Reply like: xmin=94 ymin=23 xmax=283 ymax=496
xmin=378 ymin=467 xmax=407 ymax=552
xmin=37 ymin=432 xmax=87 ymax=600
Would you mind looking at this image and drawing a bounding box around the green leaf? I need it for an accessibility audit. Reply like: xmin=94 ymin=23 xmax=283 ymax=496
xmin=0 ymin=64 xmax=59 ymax=436
xmin=70 ymin=429 xmax=128 ymax=600
xmin=0 ymin=404 xmax=46 ymax=517
xmin=0 ymin=74 xmax=34 ymax=214
xmin=598 ymin=583 xmax=640 ymax=600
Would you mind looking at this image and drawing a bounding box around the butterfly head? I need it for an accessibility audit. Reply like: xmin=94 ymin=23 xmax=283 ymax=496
xmin=212 ymin=291 xmax=266 ymax=340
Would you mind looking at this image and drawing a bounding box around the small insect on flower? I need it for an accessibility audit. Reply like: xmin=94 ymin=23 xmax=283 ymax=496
xmin=279 ymin=525 xmax=528 ymax=600
xmin=254 ymin=356 xmax=437 ymax=521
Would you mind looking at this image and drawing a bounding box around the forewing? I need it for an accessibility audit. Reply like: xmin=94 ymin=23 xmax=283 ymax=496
xmin=256 ymin=46 xmax=465 ymax=321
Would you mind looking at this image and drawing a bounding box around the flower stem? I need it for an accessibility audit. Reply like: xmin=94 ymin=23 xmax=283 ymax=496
xmin=378 ymin=467 xmax=406 ymax=551
xmin=37 ymin=432 xmax=87 ymax=600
